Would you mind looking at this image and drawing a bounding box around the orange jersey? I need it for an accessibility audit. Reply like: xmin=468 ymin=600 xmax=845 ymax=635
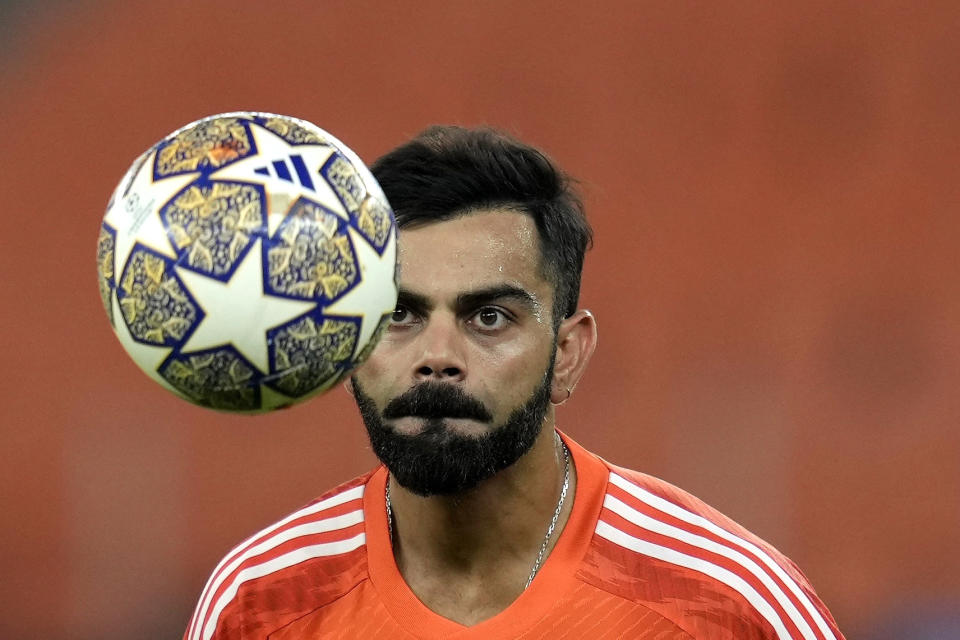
xmin=184 ymin=433 xmax=845 ymax=639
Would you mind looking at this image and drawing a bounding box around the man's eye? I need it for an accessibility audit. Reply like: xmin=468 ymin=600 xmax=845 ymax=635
xmin=471 ymin=307 xmax=509 ymax=330
xmin=390 ymin=306 xmax=414 ymax=325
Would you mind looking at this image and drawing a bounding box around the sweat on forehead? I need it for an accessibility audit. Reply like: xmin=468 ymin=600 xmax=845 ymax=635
xmin=398 ymin=209 xmax=547 ymax=284
xmin=399 ymin=206 xmax=553 ymax=290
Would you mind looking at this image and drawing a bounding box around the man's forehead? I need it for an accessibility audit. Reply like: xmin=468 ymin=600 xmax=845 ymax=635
xmin=398 ymin=210 xmax=538 ymax=269
xmin=395 ymin=209 xmax=552 ymax=304
xmin=400 ymin=207 xmax=535 ymax=246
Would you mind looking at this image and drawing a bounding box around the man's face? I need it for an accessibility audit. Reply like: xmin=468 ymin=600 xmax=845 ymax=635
xmin=350 ymin=208 xmax=559 ymax=496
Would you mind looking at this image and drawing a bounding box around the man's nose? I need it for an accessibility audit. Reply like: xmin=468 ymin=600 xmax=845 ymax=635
xmin=412 ymin=316 xmax=466 ymax=382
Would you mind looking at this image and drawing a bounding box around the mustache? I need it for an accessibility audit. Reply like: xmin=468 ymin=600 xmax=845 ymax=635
xmin=382 ymin=382 xmax=493 ymax=422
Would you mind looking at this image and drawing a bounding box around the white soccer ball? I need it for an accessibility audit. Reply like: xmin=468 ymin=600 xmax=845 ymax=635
xmin=96 ymin=112 xmax=398 ymax=413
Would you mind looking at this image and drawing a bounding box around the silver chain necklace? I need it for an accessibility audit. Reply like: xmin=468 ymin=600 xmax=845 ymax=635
xmin=385 ymin=433 xmax=571 ymax=590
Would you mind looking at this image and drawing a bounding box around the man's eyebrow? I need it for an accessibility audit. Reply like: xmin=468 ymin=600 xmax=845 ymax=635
xmin=396 ymin=289 xmax=432 ymax=312
xmin=456 ymin=284 xmax=541 ymax=311
xmin=396 ymin=284 xmax=542 ymax=314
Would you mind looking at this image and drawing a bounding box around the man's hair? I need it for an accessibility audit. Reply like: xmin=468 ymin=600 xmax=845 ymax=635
xmin=370 ymin=125 xmax=592 ymax=324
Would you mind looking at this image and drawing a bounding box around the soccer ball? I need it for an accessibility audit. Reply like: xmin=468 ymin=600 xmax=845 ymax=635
xmin=96 ymin=112 xmax=398 ymax=413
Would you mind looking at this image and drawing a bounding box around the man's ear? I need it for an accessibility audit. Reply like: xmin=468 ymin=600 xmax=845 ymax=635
xmin=550 ymin=309 xmax=598 ymax=405
xmin=343 ymin=377 xmax=355 ymax=397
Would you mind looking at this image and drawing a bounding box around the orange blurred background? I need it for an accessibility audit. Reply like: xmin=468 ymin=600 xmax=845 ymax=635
xmin=1 ymin=1 xmax=958 ymax=638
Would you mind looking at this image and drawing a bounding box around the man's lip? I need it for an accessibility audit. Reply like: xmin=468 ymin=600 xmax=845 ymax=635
xmin=388 ymin=415 xmax=490 ymax=424
xmin=397 ymin=415 xmax=481 ymax=420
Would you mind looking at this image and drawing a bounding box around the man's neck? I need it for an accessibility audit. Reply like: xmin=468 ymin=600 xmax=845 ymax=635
xmin=386 ymin=424 xmax=577 ymax=625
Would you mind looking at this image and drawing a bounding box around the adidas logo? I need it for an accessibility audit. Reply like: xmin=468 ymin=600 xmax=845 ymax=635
xmin=253 ymin=154 xmax=316 ymax=191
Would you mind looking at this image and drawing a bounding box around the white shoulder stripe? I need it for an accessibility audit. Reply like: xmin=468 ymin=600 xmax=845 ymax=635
xmin=604 ymin=494 xmax=817 ymax=640
xmin=188 ymin=484 xmax=365 ymax=640
xmin=597 ymin=521 xmax=794 ymax=640
xmin=608 ymin=473 xmax=836 ymax=640
xmin=201 ymin=532 xmax=366 ymax=640
xmin=190 ymin=510 xmax=363 ymax=640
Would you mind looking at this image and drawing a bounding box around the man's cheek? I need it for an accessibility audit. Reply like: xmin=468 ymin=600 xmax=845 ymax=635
xmin=350 ymin=358 xmax=386 ymax=388
xmin=351 ymin=369 xmax=393 ymax=411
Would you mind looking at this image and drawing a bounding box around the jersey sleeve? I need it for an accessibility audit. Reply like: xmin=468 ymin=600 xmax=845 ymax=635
xmin=588 ymin=462 xmax=846 ymax=640
xmin=182 ymin=474 xmax=372 ymax=640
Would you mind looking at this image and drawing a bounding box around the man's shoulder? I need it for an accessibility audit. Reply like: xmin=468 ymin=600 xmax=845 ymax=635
xmin=580 ymin=457 xmax=844 ymax=640
xmin=597 ymin=460 xmax=778 ymax=552
xmin=182 ymin=470 xmax=378 ymax=640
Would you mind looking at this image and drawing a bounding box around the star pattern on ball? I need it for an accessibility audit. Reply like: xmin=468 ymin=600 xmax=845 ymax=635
xmin=176 ymin=239 xmax=317 ymax=373
xmin=111 ymin=294 xmax=179 ymax=395
xmin=209 ymin=122 xmax=347 ymax=236
xmin=323 ymin=227 xmax=398 ymax=358
xmin=103 ymin=151 xmax=199 ymax=279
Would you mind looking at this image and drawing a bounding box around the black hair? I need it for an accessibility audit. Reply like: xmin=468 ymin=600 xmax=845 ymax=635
xmin=370 ymin=125 xmax=592 ymax=325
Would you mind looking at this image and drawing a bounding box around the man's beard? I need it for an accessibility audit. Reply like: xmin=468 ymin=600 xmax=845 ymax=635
xmin=351 ymin=356 xmax=554 ymax=497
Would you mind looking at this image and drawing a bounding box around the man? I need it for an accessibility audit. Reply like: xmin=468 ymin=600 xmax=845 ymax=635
xmin=184 ymin=126 xmax=846 ymax=639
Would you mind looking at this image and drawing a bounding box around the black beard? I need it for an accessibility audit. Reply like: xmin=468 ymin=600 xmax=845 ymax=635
xmin=352 ymin=360 xmax=554 ymax=497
